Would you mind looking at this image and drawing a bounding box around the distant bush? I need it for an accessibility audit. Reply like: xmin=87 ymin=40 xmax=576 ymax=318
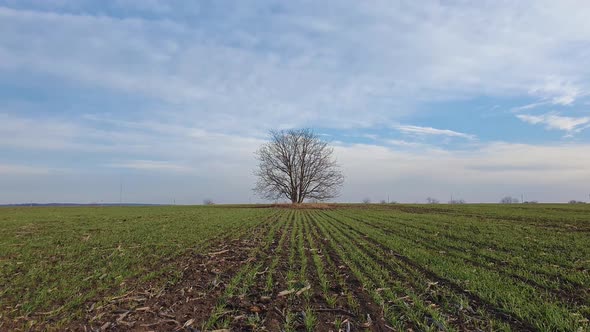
xmin=203 ymin=199 xmax=214 ymax=205
xmin=523 ymin=201 xmax=538 ymax=204
xmin=426 ymin=197 xmax=439 ymax=204
xmin=500 ymin=196 xmax=519 ymax=204
xmin=362 ymin=198 xmax=371 ymax=204
xmin=568 ymin=200 xmax=586 ymax=204
xmin=380 ymin=200 xmax=387 ymax=204
xmin=449 ymin=199 xmax=466 ymax=204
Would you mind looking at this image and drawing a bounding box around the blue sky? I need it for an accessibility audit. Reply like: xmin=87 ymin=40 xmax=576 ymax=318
xmin=1 ymin=0 xmax=590 ymax=204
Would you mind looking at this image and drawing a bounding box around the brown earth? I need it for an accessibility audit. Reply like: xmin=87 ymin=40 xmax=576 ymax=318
xmin=72 ymin=213 xmax=388 ymax=331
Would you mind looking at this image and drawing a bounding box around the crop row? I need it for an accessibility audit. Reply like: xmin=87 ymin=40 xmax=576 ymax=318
xmin=204 ymin=210 xmax=291 ymax=330
xmin=312 ymin=210 xmax=511 ymax=331
xmin=350 ymin=207 xmax=588 ymax=271
xmin=0 ymin=206 xmax=278 ymax=328
xmin=320 ymin=209 xmax=588 ymax=331
xmin=336 ymin=209 xmax=588 ymax=301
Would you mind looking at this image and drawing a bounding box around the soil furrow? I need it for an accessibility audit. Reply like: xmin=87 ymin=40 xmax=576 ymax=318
xmin=323 ymin=211 xmax=537 ymax=331
xmin=348 ymin=209 xmax=580 ymax=272
xmin=306 ymin=210 xmax=388 ymax=332
xmin=80 ymin=210 xmax=284 ymax=331
xmin=343 ymin=212 xmax=590 ymax=307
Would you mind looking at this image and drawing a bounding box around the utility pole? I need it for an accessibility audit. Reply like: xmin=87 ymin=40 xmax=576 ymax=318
xmin=521 ymin=193 xmax=524 ymax=203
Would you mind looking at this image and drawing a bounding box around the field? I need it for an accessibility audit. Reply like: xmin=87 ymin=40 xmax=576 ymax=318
xmin=1 ymin=204 xmax=589 ymax=331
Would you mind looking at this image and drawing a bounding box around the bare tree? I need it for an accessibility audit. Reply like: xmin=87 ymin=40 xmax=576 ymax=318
xmin=254 ymin=129 xmax=344 ymax=204
xmin=362 ymin=198 xmax=371 ymax=204
xmin=449 ymin=199 xmax=466 ymax=204
xmin=500 ymin=196 xmax=519 ymax=204
xmin=203 ymin=199 xmax=214 ymax=205
xmin=426 ymin=197 xmax=440 ymax=204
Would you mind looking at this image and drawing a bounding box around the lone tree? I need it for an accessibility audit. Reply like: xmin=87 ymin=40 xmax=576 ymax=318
xmin=254 ymin=129 xmax=344 ymax=204
xmin=426 ymin=197 xmax=440 ymax=204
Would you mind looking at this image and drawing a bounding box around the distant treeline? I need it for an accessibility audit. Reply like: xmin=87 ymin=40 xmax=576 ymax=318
xmin=0 ymin=203 xmax=163 ymax=207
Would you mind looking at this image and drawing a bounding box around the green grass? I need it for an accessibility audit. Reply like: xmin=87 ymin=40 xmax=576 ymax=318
xmin=1 ymin=203 xmax=589 ymax=331
xmin=0 ymin=205 xmax=275 ymax=327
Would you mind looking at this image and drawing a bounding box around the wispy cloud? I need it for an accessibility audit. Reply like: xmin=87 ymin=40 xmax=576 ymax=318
xmin=2 ymin=2 xmax=590 ymax=131
xmin=0 ymin=164 xmax=53 ymax=175
xmin=516 ymin=113 xmax=590 ymax=133
xmin=336 ymin=141 xmax=590 ymax=202
xmin=106 ymin=160 xmax=192 ymax=172
xmin=393 ymin=125 xmax=476 ymax=140
xmin=510 ymin=101 xmax=550 ymax=113
xmin=385 ymin=139 xmax=430 ymax=148
xmin=2 ymin=1 xmax=590 ymax=203
xmin=529 ymin=78 xmax=584 ymax=106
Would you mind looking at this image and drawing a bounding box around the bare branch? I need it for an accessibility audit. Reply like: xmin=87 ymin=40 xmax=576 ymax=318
xmin=253 ymin=129 xmax=344 ymax=203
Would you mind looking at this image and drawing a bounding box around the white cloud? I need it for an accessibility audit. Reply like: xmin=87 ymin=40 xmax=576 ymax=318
xmin=336 ymin=141 xmax=590 ymax=203
xmin=2 ymin=2 xmax=590 ymax=131
xmin=106 ymin=160 xmax=192 ymax=172
xmin=0 ymin=113 xmax=83 ymax=150
xmin=1 ymin=116 xmax=590 ymax=203
xmin=510 ymin=101 xmax=550 ymax=113
xmin=393 ymin=125 xmax=476 ymax=140
xmin=2 ymin=2 xmax=590 ymax=203
xmin=0 ymin=112 xmax=265 ymax=163
xmin=385 ymin=140 xmax=426 ymax=148
xmin=0 ymin=164 xmax=52 ymax=175
xmin=529 ymin=77 xmax=584 ymax=105
xmin=516 ymin=113 xmax=590 ymax=133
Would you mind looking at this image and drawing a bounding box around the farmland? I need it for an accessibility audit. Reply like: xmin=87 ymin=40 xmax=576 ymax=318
xmin=1 ymin=204 xmax=589 ymax=331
